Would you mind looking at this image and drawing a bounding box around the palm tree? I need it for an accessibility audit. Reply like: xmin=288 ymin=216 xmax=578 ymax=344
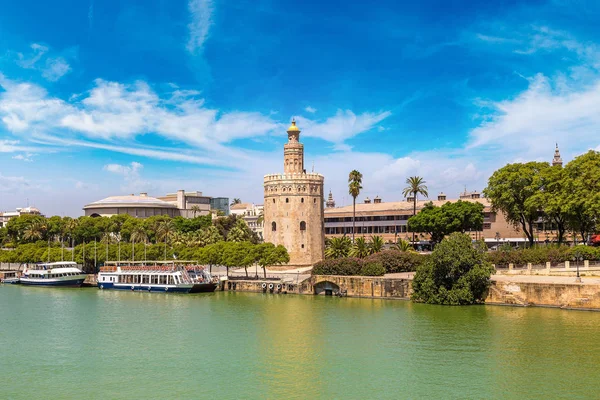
xmin=230 ymin=198 xmax=242 ymax=207
xmin=130 ymin=225 xmax=148 ymax=262
xmin=350 ymin=237 xmax=370 ymax=258
xmin=402 ymin=176 xmax=428 ymax=244
xmin=23 ymin=220 xmax=47 ymax=242
xmin=190 ymin=205 xmax=201 ymax=218
xmin=369 ymin=235 xmax=384 ymax=254
xmin=157 ymin=220 xmax=175 ymax=260
xmin=393 ymin=239 xmax=415 ymax=252
xmin=325 ymin=237 xmax=352 ymax=259
xmin=256 ymin=210 xmax=264 ymax=226
xmin=348 ymin=170 xmax=363 ymax=242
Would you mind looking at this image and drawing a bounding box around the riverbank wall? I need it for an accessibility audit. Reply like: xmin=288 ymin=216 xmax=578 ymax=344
xmin=222 ymin=275 xmax=600 ymax=310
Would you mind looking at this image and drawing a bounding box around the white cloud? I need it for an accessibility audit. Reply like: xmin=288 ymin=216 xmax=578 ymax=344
xmin=468 ymin=74 xmax=600 ymax=160
xmin=186 ymin=0 xmax=214 ymax=53
xmin=15 ymin=43 xmax=71 ymax=81
xmin=42 ymin=57 xmax=71 ymax=81
xmin=295 ymin=109 xmax=391 ymax=146
xmin=103 ymin=161 xmax=143 ymax=177
xmin=0 ymin=173 xmax=29 ymax=192
xmin=305 ymin=106 xmax=317 ymax=113
xmin=12 ymin=153 xmax=34 ymax=162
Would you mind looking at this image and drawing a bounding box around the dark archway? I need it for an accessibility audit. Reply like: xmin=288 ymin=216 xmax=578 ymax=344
xmin=314 ymin=281 xmax=341 ymax=296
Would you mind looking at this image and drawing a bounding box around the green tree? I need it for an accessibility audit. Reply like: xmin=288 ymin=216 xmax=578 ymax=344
xmin=23 ymin=220 xmax=47 ymax=242
xmin=411 ymin=233 xmax=495 ymax=305
xmin=350 ymin=237 xmax=370 ymax=258
xmin=369 ymin=235 xmax=384 ymax=254
xmin=130 ymin=225 xmax=148 ymax=261
xmin=407 ymin=201 xmax=484 ymax=244
xmin=530 ymin=165 xmax=568 ymax=244
xmin=227 ymin=219 xmax=254 ymax=242
xmin=402 ymin=176 xmax=428 ymax=244
xmin=484 ymin=162 xmax=549 ymax=247
xmin=348 ymin=170 xmax=363 ymax=242
xmin=325 ymin=236 xmax=352 ymax=259
xmin=561 ymin=151 xmax=600 ymax=242
xmin=190 ymin=205 xmax=201 ymax=218
xmin=230 ymin=198 xmax=242 ymax=207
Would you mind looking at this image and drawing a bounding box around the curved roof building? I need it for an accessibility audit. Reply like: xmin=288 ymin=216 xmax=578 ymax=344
xmin=83 ymin=193 xmax=178 ymax=218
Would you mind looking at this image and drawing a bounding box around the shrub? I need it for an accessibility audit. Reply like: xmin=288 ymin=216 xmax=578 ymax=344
xmin=411 ymin=233 xmax=495 ymax=305
xmin=312 ymin=258 xmax=363 ymax=276
xmin=360 ymin=262 xmax=386 ymax=276
xmin=363 ymin=250 xmax=427 ymax=273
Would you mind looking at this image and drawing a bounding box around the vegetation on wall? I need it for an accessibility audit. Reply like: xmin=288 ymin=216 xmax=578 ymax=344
xmin=313 ymin=249 xmax=428 ymax=276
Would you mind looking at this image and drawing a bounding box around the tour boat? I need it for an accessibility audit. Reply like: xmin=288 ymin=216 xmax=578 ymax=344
xmin=20 ymin=261 xmax=87 ymax=287
xmin=0 ymin=270 xmax=20 ymax=284
xmin=97 ymin=263 xmax=217 ymax=293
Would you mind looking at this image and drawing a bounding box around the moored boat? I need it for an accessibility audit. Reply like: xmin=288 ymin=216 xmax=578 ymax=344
xmin=20 ymin=261 xmax=87 ymax=287
xmin=97 ymin=262 xmax=217 ymax=293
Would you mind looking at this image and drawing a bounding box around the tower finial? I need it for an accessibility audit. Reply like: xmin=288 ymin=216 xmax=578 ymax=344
xmin=553 ymin=143 xmax=563 ymax=167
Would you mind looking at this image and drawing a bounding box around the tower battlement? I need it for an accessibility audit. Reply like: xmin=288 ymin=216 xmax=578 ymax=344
xmin=263 ymin=173 xmax=324 ymax=182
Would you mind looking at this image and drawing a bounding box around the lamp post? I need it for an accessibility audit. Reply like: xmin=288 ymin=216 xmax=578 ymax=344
xmin=495 ymin=232 xmax=500 ymax=251
xmin=573 ymin=250 xmax=583 ymax=283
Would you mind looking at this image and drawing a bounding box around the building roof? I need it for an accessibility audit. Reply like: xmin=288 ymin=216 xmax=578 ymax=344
xmin=83 ymin=194 xmax=177 ymax=209
xmin=230 ymin=202 xmax=252 ymax=210
xmin=324 ymin=197 xmax=491 ymax=215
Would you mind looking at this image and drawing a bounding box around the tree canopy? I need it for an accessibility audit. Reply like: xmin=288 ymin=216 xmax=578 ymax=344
xmin=484 ymin=162 xmax=548 ymax=246
xmin=411 ymin=233 xmax=494 ymax=305
xmin=407 ymin=200 xmax=484 ymax=244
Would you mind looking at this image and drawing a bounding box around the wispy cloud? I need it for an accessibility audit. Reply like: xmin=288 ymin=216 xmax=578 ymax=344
xmin=0 ymin=173 xmax=29 ymax=192
xmin=295 ymin=109 xmax=391 ymax=148
xmin=15 ymin=43 xmax=72 ymax=81
xmin=104 ymin=161 xmax=143 ymax=177
xmin=12 ymin=153 xmax=35 ymax=162
xmin=305 ymin=106 xmax=317 ymax=113
xmin=186 ymin=0 xmax=214 ymax=54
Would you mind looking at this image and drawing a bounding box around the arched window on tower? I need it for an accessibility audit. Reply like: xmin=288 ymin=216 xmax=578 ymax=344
xmin=286 ymin=198 xmax=289 ymax=203
xmin=300 ymin=221 xmax=306 ymax=231
xmin=272 ymin=222 xmax=277 ymax=231
xmin=301 ymin=198 xmax=304 ymax=203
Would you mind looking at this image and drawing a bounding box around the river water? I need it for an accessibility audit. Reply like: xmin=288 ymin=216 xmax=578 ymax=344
xmin=1 ymin=285 xmax=598 ymax=399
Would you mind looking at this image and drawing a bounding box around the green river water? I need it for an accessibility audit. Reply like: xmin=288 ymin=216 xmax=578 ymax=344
xmin=1 ymin=285 xmax=599 ymax=399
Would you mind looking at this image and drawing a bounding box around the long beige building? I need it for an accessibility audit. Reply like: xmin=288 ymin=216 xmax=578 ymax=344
xmin=324 ymin=190 xmax=523 ymax=245
xmin=263 ymin=120 xmax=325 ymax=267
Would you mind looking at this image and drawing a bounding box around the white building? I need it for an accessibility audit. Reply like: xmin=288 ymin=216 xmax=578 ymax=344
xmin=0 ymin=206 xmax=43 ymax=227
xmin=230 ymin=203 xmax=264 ymax=240
xmin=83 ymin=190 xmax=212 ymax=219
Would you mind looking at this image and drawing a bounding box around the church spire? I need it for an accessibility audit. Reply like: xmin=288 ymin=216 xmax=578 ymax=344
xmin=326 ymin=190 xmax=336 ymax=208
xmin=552 ymin=143 xmax=563 ymax=167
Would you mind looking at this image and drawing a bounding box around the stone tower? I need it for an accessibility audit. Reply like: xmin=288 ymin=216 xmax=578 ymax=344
xmin=552 ymin=143 xmax=563 ymax=167
xmin=263 ymin=120 xmax=325 ymax=267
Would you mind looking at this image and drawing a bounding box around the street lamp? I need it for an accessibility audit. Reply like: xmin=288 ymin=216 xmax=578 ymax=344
xmin=573 ymin=250 xmax=583 ymax=283
xmin=495 ymin=232 xmax=500 ymax=251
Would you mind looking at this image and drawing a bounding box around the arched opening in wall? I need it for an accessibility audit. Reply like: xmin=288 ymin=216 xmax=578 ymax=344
xmin=300 ymin=221 xmax=306 ymax=231
xmin=314 ymin=198 xmax=317 ymax=203
xmin=90 ymin=213 xmax=101 ymax=218
xmin=272 ymin=222 xmax=277 ymax=231
xmin=286 ymin=198 xmax=289 ymax=203
xmin=301 ymin=198 xmax=304 ymax=203
xmin=273 ymin=199 xmax=275 ymax=203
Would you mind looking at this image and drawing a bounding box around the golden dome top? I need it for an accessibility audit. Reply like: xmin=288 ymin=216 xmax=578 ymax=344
xmin=287 ymin=119 xmax=300 ymax=133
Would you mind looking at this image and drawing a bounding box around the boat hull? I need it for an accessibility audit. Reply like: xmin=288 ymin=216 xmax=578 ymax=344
xmin=97 ymin=282 xmax=194 ymax=293
xmin=20 ymin=277 xmax=86 ymax=287
xmin=190 ymin=283 xmax=218 ymax=293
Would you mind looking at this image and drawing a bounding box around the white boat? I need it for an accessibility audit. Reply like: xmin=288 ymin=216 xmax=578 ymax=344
xmin=20 ymin=261 xmax=87 ymax=287
xmin=97 ymin=262 xmax=217 ymax=293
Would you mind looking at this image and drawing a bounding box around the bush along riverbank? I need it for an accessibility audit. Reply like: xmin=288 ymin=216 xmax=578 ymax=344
xmin=312 ymin=250 xmax=429 ymax=276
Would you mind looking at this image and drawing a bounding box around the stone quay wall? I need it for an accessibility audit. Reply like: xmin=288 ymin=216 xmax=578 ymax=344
xmin=222 ymin=274 xmax=600 ymax=310
xmin=487 ymin=280 xmax=600 ymax=310
xmin=494 ymin=261 xmax=600 ymax=277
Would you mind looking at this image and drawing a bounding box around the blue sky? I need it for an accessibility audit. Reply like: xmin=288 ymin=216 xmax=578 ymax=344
xmin=1 ymin=0 xmax=600 ymax=216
